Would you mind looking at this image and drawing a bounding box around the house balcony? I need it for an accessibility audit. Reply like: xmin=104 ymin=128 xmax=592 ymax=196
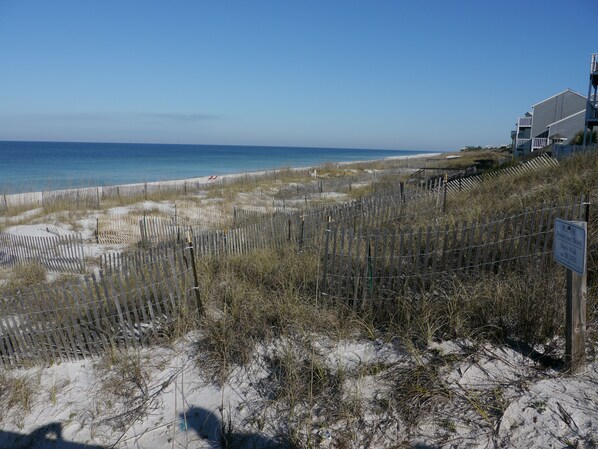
xmin=515 ymin=138 xmax=531 ymax=148
xmin=532 ymin=138 xmax=549 ymax=150
xmin=588 ymin=100 xmax=598 ymax=124
xmin=517 ymin=117 xmax=532 ymax=127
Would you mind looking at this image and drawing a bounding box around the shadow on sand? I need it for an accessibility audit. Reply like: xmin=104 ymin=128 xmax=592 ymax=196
xmin=0 ymin=407 xmax=290 ymax=449
xmin=0 ymin=423 xmax=105 ymax=448
xmin=180 ymin=406 xmax=287 ymax=448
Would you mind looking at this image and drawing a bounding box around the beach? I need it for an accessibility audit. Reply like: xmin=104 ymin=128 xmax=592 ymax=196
xmin=0 ymin=151 xmax=440 ymax=211
xmin=0 ymin=141 xmax=438 ymax=194
xmin=1 ymin=147 xmax=594 ymax=449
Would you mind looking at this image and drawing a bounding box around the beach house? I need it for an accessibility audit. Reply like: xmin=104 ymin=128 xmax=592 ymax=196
xmin=511 ymin=89 xmax=587 ymax=157
xmin=585 ymin=53 xmax=598 ymax=144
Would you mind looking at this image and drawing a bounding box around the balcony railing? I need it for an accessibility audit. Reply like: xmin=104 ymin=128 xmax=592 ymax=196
xmin=588 ymin=100 xmax=598 ymax=120
xmin=532 ymin=138 xmax=549 ymax=150
xmin=592 ymin=53 xmax=598 ymax=73
xmin=517 ymin=117 xmax=532 ymax=127
xmin=516 ymin=138 xmax=531 ymax=148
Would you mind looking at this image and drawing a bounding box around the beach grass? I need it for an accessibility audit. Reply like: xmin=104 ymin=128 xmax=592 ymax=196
xmin=0 ymin=149 xmax=597 ymax=446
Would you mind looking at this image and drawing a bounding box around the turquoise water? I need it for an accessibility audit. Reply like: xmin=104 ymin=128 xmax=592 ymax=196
xmin=0 ymin=141 xmax=435 ymax=193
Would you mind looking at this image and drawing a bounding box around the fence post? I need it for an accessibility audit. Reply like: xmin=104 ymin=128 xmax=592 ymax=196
xmin=96 ymin=218 xmax=99 ymax=244
xmin=585 ymin=192 xmax=590 ymax=224
xmin=321 ymin=216 xmax=332 ymax=295
xmin=565 ymin=195 xmax=589 ymax=372
xmin=566 ymin=260 xmax=587 ymax=373
xmin=140 ymin=213 xmax=148 ymax=246
xmin=443 ymin=174 xmax=448 ymax=214
xmin=187 ymin=236 xmax=204 ymax=317
xmin=288 ymin=218 xmax=292 ymax=242
xmin=299 ymin=213 xmax=305 ymax=248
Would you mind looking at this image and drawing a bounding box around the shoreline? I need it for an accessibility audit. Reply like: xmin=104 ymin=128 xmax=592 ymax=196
xmin=1 ymin=152 xmax=442 ymax=209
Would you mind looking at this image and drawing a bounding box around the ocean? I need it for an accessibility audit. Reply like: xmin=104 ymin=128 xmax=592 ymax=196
xmin=0 ymin=141 xmax=434 ymax=193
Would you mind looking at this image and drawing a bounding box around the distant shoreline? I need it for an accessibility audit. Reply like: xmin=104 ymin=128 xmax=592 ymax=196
xmin=0 ymin=141 xmax=442 ymax=195
xmin=1 ymin=152 xmax=441 ymax=208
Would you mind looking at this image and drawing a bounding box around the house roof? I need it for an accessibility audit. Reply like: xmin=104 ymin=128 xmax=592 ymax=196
xmin=546 ymin=109 xmax=585 ymax=128
xmin=531 ymin=88 xmax=586 ymax=108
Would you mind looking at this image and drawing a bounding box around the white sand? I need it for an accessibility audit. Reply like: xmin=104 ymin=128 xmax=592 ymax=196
xmin=0 ymin=335 xmax=595 ymax=448
xmin=1 ymin=152 xmax=440 ymax=210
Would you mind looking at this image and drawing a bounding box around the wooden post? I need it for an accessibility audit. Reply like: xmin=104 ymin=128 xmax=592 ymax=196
xmin=554 ymin=215 xmax=588 ymax=374
xmin=187 ymin=236 xmax=204 ymax=317
xmin=321 ymin=216 xmax=332 ymax=296
xmin=564 ymin=198 xmax=590 ymax=373
xmin=140 ymin=213 xmax=148 ymax=246
xmin=299 ymin=213 xmax=305 ymax=248
xmin=566 ymin=260 xmax=587 ymax=373
xmin=400 ymin=181 xmax=405 ymax=203
xmin=443 ymin=174 xmax=448 ymax=214
xmin=96 ymin=218 xmax=99 ymax=244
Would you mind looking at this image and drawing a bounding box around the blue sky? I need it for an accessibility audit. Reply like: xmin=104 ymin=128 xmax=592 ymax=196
xmin=0 ymin=0 xmax=595 ymax=151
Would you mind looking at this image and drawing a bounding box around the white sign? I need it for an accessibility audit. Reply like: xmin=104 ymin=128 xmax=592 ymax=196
xmin=553 ymin=219 xmax=587 ymax=275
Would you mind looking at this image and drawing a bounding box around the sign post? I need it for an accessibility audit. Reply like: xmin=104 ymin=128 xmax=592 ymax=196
xmin=553 ymin=219 xmax=587 ymax=372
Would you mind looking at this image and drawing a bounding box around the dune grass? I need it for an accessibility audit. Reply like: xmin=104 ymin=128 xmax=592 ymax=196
xmin=1 ymin=150 xmax=597 ymax=444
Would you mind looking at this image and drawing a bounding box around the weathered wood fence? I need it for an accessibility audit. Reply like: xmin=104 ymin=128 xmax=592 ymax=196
xmin=0 ymin=233 xmax=85 ymax=273
xmin=0 ymin=249 xmax=196 ymax=367
xmin=320 ymin=197 xmax=584 ymax=305
xmin=444 ymin=155 xmax=558 ymax=195
xmin=96 ymin=182 xmax=456 ymax=273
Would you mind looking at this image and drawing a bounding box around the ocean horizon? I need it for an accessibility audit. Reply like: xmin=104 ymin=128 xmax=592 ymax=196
xmin=0 ymin=141 xmax=439 ymax=194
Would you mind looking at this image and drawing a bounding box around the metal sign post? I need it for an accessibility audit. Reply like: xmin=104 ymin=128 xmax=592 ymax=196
xmin=553 ymin=219 xmax=587 ymax=372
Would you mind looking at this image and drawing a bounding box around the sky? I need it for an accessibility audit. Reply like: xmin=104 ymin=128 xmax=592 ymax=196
xmin=0 ymin=0 xmax=596 ymax=151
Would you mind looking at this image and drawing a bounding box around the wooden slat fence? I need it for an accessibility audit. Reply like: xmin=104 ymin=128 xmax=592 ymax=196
xmin=42 ymin=187 xmax=101 ymax=209
xmin=320 ymin=197 xmax=584 ymax=306
xmin=97 ymin=181 xmax=449 ymax=272
xmin=0 ymin=249 xmax=196 ymax=367
xmin=97 ymin=214 xmax=144 ymax=245
xmin=443 ymin=155 xmax=559 ymax=195
xmin=0 ymin=191 xmax=43 ymax=212
xmin=0 ymin=232 xmax=85 ymax=273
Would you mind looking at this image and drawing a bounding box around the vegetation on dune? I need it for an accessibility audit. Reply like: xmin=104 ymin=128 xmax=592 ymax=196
xmin=0 ymin=150 xmax=597 ymax=445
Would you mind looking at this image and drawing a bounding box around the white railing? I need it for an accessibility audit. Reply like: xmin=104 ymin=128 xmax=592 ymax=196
xmin=532 ymin=138 xmax=549 ymax=149
xmin=518 ymin=117 xmax=532 ymax=127
xmin=516 ymin=138 xmax=531 ymax=148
